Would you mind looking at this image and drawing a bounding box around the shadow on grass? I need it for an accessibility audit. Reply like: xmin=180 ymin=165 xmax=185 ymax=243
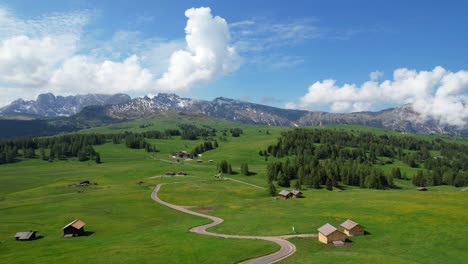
xmin=81 ymin=231 xmax=95 ymax=237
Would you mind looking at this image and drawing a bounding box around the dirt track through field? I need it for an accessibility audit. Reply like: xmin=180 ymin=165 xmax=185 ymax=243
xmin=151 ymin=183 xmax=317 ymax=264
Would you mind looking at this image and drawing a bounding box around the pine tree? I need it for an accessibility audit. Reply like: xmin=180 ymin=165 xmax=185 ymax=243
xmin=241 ymin=163 xmax=249 ymax=176
xmin=294 ymin=179 xmax=301 ymax=190
xmin=268 ymin=181 xmax=277 ymax=196
xmin=95 ymin=152 xmax=101 ymax=164
xmin=326 ymin=177 xmax=333 ymax=191
xmin=40 ymin=148 xmax=46 ymax=160
xmin=277 ymin=171 xmax=290 ymax=187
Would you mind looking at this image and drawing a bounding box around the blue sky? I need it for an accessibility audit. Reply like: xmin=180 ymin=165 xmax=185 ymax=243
xmin=0 ymin=0 xmax=467 ymax=125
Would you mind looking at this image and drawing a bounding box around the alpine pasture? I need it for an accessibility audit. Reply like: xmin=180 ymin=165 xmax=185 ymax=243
xmin=0 ymin=121 xmax=467 ymax=263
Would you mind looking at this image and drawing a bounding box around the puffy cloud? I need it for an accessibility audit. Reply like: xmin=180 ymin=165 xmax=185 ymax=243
xmin=49 ymin=55 xmax=153 ymax=94
xmin=298 ymin=66 xmax=468 ymax=127
xmin=0 ymin=35 xmax=76 ymax=86
xmin=369 ymin=70 xmax=383 ymax=81
xmin=156 ymin=7 xmax=240 ymax=91
xmin=0 ymin=6 xmax=240 ymax=106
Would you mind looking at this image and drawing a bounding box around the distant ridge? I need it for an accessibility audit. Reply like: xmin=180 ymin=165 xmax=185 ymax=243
xmin=0 ymin=93 xmax=131 ymax=118
xmin=1 ymin=93 xmax=466 ymax=135
xmin=82 ymin=93 xmax=467 ymax=135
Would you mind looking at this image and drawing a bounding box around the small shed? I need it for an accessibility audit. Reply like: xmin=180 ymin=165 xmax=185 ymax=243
xmin=417 ymin=187 xmax=427 ymax=191
xmin=291 ymin=190 xmax=303 ymax=198
xmin=340 ymin=219 xmax=365 ymax=236
xmin=317 ymin=223 xmax=346 ymax=244
xmin=14 ymin=231 xmax=37 ymax=241
xmin=63 ymin=219 xmax=86 ymax=237
xmin=278 ymin=190 xmax=293 ymax=199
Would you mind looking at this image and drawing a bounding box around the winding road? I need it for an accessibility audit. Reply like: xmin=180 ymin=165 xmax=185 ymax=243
xmin=151 ymin=183 xmax=316 ymax=264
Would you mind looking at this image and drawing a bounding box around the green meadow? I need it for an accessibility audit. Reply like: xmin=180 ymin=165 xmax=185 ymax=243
xmin=1 ymin=121 xmax=467 ymax=263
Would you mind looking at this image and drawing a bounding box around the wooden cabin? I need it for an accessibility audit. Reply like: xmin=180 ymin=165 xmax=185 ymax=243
xmin=63 ymin=219 xmax=86 ymax=237
xmin=278 ymin=190 xmax=293 ymax=199
xmin=340 ymin=219 xmax=365 ymax=236
xmin=14 ymin=231 xmax=37 ymax=241
xmin=317 ymin=223 xmax=346 ymax=244
xmin=291 ymin=190 xmax=303 ymax=198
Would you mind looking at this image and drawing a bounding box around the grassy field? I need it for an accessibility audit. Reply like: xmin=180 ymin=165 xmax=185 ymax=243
xmin=1 ymin=121 xmax=467 ymax=263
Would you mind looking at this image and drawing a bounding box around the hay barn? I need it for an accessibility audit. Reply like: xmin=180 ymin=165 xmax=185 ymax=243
xmin=291 ymin=190 xmax=303 ymax=198
xmin=317 ymin=223 xmax=346 ymax=244
xmin=340 ymin=219 xmax=365 ymax=236
xmin=14 ymin=231 xmax=37 ymax=241
xmin=63 ymin=219 xmax=86 ymax=237
xmin=278 ymin=190 xmax=293 ymax=199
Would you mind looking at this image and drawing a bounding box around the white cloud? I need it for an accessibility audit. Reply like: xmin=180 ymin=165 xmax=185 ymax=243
xmin=0 ymin=6 xmax=240 ymax=106
xmin=369 ymin=70 xmax=383 ymax=81
xmin=49 ymin=55 xmax=153 ymax=94
xmin=297 ymin=66 xmax=468 ymax=127
xmin=0 ymin=35 xmax=76 ymax=86
xmin=284 ymin=102 xmax=297 ymax=109
xmin=231 ymin=18 xmax=321 ymax=52
xmin=156 ymin=7 xmax=240 ymax=91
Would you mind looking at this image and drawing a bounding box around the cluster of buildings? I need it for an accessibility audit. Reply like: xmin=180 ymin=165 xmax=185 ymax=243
xmin=164 ymin=171 xmax=188 ymax=176
xmin=14 ymin=219 xmax=86 ymax=241
xmin=317 ymin=219 xmax=365 ymax=246
xmin=278 ymin=190 xmax=303 ymax=199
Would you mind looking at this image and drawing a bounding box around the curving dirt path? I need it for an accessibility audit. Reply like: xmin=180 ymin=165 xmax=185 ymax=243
xmin=151 ymin=183 xmax=316 ymax=264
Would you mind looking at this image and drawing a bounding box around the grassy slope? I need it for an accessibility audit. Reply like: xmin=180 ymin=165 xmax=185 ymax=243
xmin=1 ymin=118 xmax=467 ymax=263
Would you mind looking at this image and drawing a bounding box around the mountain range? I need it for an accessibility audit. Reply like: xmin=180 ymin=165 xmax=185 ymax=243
xmin=0 ymin=93 xmax=131 ymax=118
xmin=0 ymin=93 xmax=466 ymax=136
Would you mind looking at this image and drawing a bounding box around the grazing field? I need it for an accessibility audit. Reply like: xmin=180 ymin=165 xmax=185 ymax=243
xmin=1 ymin=123 xmax=467 ymax=263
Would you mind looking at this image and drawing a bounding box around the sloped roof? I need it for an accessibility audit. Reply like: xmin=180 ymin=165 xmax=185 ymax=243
xmin=15 ymin=231 xmax=35 ymax=240
xmin=279 ymin=190 xmax=292 ymax=196
xmin=317 ymin=223 xmax=338 ymax=236
xmin=292 ymin=190 xmax=302 ymax=195
xmin=340 ymin=219 xmax=360 ymax=230
xmin=63 ymin=219 xmax=86 ymax=230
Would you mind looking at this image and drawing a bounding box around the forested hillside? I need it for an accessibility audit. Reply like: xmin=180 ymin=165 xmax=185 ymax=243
xmin=265 ymin=128 xmax=468 ymax=190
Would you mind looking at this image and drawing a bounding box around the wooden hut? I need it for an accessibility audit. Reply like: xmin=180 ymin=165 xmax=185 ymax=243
xmin=14 ymin=231 xmax=37 ymax=241
xmin=63 ymin=219 xmax=86 ymax=237
xmin=317 ymin=223 xmax=346 ymax=244
xmin=340 ymin=219 xmax=365 ymax=236
xmin=291 ymin=190 xmax=303 ymax=198
xmin=278 ymin=190 xmax=293 ymax=199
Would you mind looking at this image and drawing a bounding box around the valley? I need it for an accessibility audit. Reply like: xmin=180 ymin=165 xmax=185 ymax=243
xmin=0 ymin=121 xmax=466 ymax=263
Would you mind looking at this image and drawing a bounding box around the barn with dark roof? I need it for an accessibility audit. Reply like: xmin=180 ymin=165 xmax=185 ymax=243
xmin=14 ymin=231 xmax=37 ymax=241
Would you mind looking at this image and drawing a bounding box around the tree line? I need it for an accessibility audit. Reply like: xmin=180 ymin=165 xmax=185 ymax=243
xmin=0 ymin=134 xmax=104 ymax=164
xmin=264 ymin=128 xmax=467 ymax=190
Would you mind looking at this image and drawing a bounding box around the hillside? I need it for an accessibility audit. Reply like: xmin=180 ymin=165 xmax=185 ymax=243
xmin=1 ymin=93 xmax=466 ymax=138
xmin=0 ymin=123 xmax=467 ymax=263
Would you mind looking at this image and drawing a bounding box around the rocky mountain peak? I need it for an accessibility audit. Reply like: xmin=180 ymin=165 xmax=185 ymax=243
xmin=0 ymin=93 xmax=131 ymax=117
